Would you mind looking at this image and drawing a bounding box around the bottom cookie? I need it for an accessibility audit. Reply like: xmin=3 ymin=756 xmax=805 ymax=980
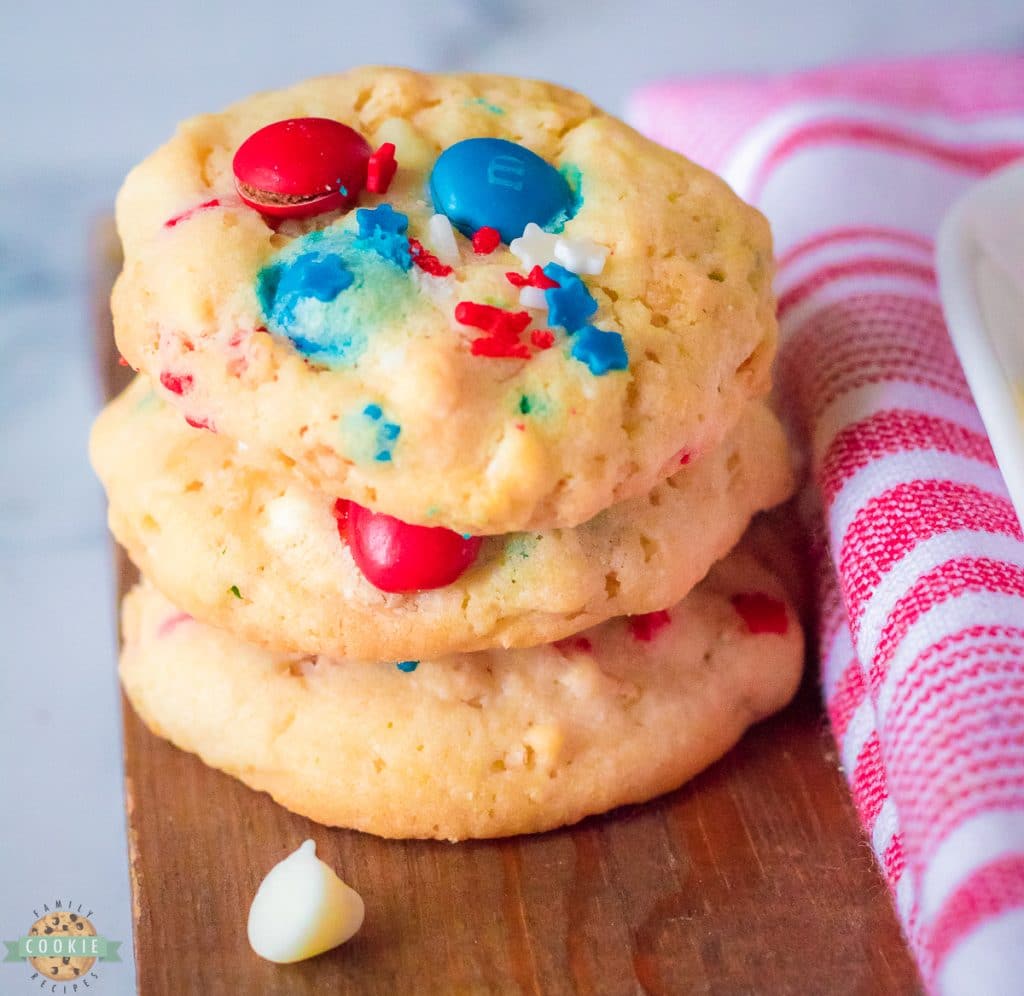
xmin=120 ymin=546 xmax=803 ymax=841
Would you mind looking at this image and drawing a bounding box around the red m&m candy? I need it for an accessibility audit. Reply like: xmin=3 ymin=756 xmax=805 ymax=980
xmin=334 ymin=500 xmax=482 ymax=593
xmin=233 ymin=118 xmax=372 ymax=218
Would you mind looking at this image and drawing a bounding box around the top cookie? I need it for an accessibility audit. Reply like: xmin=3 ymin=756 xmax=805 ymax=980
xmin=113 ymin=67 xmax=776 ymax=534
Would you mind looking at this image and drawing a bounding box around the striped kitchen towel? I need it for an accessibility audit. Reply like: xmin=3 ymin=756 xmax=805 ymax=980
xmin=629 ymin=55 xmax=1024 ymax=995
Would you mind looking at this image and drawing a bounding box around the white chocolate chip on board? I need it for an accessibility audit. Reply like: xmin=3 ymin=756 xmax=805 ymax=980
xmin=247 ymin=840 xmax=364 ymax=964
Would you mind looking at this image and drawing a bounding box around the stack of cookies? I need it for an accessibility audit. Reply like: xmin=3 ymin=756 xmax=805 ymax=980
xmin=90 ymin=68 xmax=803 ymax=841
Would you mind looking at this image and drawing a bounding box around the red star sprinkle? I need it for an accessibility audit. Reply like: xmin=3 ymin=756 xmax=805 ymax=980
xmin=409 ymin=238 xmax=453 ymax=277
xmin=628 ymin=610 xmax=671 ymax=642
xmin=527 ymin=265 xmax=559 ymax=288
xmin=117 ymin=355 xmax=130 ymax=367
xmin=731 ymin=593 xmax=789 ymax=635
xmin=184 ymin=414 xmax=215 ymax=431
xmin=530 ymin=329 xmax=555 ymax=350
xmin=505 ymin=265 xmax=560 ymax=289
xmin=472 ymin=226 xmax=501 ymax=254
xmin=160 ymin=370 xmax=193 ymax=395
xmin=366 ymin=142 xmax=397 ymax=194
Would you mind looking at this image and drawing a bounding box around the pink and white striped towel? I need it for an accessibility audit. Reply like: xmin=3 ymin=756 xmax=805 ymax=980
xmin=630 ymin=55 xmax=1024 ymax=994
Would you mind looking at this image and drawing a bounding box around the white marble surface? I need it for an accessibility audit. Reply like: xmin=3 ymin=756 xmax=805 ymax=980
xmin=1 ymin=2 xmax=1022 ymax=991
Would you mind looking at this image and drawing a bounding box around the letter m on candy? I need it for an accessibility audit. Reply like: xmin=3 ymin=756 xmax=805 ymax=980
xmin=487 ymin=155 xmax=525 ymax=191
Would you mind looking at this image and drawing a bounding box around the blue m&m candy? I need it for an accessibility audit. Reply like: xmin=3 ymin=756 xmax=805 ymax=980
xmin=429 ymin=138 xmax=573 ymax=244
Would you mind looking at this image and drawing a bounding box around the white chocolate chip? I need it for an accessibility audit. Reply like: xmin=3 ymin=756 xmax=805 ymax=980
xmin=554 ymin=236 xmax=609 ymax=276
xmin=523 ymin=723 xmax=565 ymax=770
xmin=425 ymin=214 xmax=460 ymax=266
xmin=262 ymin=490 xmax=321 ymax=550
xmin=510 ymin=222 xmax=558 ymax=271
xmin=247 ymin=840 xmax=364 ymax=964
xmin=519 ymin=286 xmax=548 ymax=311
xmin=372 ymin=117 xmax=436 ymax=172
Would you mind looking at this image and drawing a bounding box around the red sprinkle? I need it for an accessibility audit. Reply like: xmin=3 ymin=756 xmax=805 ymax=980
xmin=731 ymin=593 xmax=789 ymax=635
xmin=184 ymin=415 xmax=215 ymax=432
xmin=679 ymin=451 xmax=691 ymax=466
xmin=505 ymin=265 xmax=560 ymax=289
xmin=628 ymin=610 xmax=672 ymax=642
xmin=530 ymin=329 xmax=555 ymax=350
xmin=555 ymin=636 xmax=593 ymax=655
xmin=472 ymin=226 xmax=501 ymax=254
xmin=159 ymin=370 xmax=193 ymax=395
xmin=457 ymin=302 xmax=535 ymax=359
xmin=527 ymin=265 xmax=559 ymax=288
xmin=514 ymin=422 xmax=525 ymax=431
xmin=157 ymin=611 xmax=193 ymax=638
xmin=455 ymin=302 xmax=531 ymax=337
xmin=118 ymin=355 xmax=130 ymax=367
xmin=409 ymin=238 xmax=453 ymax=277
xmin=366 ymin=142 xmax=398 ymax=194
xmin=164 ymin=198 xmax=221 ymax=229
xmin=470 ymin=337 xmax=530 ymax=359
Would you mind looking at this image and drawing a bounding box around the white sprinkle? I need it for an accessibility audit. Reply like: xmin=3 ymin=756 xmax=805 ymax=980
xmin=510 ymin=222 xmax=558 ymax=271
xmin=425 ymin=214 xmax=460 ymax=266
xmin=411 ymin=266 xmax=455 ymax=306
xmin=554 ymin=236 xmax=609 ymax=276
xmin=519 ymin=286 xmax=548 ymax=311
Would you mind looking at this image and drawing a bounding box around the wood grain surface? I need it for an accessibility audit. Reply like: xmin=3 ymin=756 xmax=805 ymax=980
xmin=93 ymin=224 xmax=921 ymax=995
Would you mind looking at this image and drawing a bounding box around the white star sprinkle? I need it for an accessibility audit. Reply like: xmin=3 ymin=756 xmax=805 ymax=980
xmin=554 ymin=236 xmax=609 ymax=276
xmin=425 ymin=214 xmax=460 ymax=266
xmin=510 ymin=222 xmax=558 ymax=271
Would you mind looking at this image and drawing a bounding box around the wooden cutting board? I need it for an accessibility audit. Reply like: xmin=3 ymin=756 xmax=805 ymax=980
xmin=93 ymin=223 xmax=920 ymax=995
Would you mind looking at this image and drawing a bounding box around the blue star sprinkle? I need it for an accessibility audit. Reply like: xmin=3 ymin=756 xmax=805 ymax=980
xmin=355 ymin=204 xmax=412 ymax=270
xmin=542 ymin=262 xmax=597 ymax=332
xmin=571 ymin=325 xmax=629 ymax=376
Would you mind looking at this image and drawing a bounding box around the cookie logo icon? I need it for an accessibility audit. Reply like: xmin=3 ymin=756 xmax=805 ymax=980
xmin=4 ymin=899 xmax=121 ymax=992
xmin=26 ymin=912 xmax=97 ymax=981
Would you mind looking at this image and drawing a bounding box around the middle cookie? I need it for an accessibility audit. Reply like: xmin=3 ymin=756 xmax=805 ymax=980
xmin=91 ymin=377 xmax=794 ymax=661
